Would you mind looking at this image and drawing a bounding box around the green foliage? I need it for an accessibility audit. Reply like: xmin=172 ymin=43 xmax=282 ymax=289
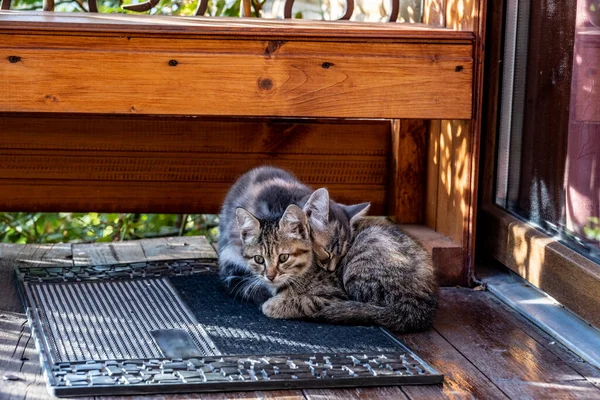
xmin=0 ymin=212 xmax=219 ymax=244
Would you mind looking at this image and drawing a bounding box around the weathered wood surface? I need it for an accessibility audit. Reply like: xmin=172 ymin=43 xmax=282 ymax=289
xmin=0 ymin=116 xmax=393 ymax=215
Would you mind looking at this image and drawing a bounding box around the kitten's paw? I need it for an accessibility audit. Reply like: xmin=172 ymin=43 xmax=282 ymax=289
xmin=261 ymin=298 xmax=285 ymax=319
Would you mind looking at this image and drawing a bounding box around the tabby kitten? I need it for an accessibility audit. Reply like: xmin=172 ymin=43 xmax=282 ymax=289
xmin=235 ymin=204 xmax=349 ymax=319
xmin=313 ymin=217 xmax=439 ymax=333
xmin=218 ymin=166 xmax=368 ymax=304
xmin=218 ymin=166 xmax=312 ymax=304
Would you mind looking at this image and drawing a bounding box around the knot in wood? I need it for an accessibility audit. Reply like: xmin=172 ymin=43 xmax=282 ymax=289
xmin=168 ymin=59 xmax=178 ymax=67
xmin=322 ymin=62 xmax=334 ymax=69
xmin=455 ymin=65 xmax=464 ymax=72
xmin=265 ymin=40 xmax=285 ymax=57
xmin=258 ymin=77 xmax=274 ymax=91
xmin=7 ymin=56 xmax=21 ymax=63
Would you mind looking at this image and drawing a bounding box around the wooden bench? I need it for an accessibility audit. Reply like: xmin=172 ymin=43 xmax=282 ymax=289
xmin=0 ymin=10 xmax=483 ymax=285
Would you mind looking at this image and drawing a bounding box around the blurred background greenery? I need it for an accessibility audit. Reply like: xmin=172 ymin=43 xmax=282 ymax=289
xmin=0 ymin=213 xmax=219 ymax=244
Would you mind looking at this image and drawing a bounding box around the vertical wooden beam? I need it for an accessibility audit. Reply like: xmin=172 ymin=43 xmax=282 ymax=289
xmin=425 ymin=120 xmax=440 ymax=230
xmin=389 ymin=119 xmax=427 ymax=223
xmin=242 ymin=0 xmax=252 ymax=17
xmin=424 ymin=0 xmax=487 ymax=284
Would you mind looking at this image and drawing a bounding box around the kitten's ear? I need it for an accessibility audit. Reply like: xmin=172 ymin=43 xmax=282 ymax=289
xmin=343 ymin=202 xmax=371 ymax=228
xmin=302 ymin=188 xmax=329 ymax=231
xmin=279 ymin=204 xmax=309 ymax=240
xmin=235 ymin=207 xmax=260 ymax=245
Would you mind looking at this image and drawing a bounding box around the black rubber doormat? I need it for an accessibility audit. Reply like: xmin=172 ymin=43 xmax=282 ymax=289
xmin=16 ymin=259 xmax=443 ymax=397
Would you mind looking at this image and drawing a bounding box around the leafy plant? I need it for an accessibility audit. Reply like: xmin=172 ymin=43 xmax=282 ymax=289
xmin=584 ymin=216 xmax=600 ymax=242
xmin=0 ymin=212 xmax=219 ymax=244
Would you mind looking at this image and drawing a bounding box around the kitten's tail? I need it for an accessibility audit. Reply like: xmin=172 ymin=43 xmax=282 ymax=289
xmin=312 ymin=296 xmax=437 ymax=333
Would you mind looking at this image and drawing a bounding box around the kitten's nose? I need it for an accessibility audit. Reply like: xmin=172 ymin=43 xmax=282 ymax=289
xmin=266 ymin=273 xmax=276 ymax=282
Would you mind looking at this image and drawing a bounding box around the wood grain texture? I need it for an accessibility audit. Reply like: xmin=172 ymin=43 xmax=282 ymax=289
xmin=72 ymin=241 xmax=146 ymax=266
xmin=0 ymin=243 xmax=74 ymax=313
xmin=140 ymin=236 xmax=217 ymax=261
xmin=304 ymin=387 xmax=409 ymax=399
xmin=430 ymin=288 xmax=600 ymax=399
xmin=481 ymin=205 xmax=600 ymax=329
xmin=0 ymin=115 xmax=390 ymax=214
xmin=389 ymin=120 xmax=427 ymax=224
xmin=0 ymin=42 xmax=473 ymax=119
xmin=0 ymin=180 xmax=387 ymax=215
xmin=398 ymin=328 xmax=508 ymax=399
xmin=0 ymin=312 xmax=61 ymax=400
xmin=425 ymin=120 xmax=440 ymax=230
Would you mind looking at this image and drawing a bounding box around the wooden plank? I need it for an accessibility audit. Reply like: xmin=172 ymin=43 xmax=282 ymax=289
xmin=398 ymin=328 xmax=508 ymax=399
xmin=0 ymin=243 xmax=73 ymax=312
xmin=425 ymin=120 xmax=440 ymax=230
xmin=0 ymin=116 xmax=391 ymax=156
xmin=72 ymin=241 xmax=146 ymax=266
xmin=389 ymin=120 xmax=426 ymax=224
xmin=140 ymin=236 xmax=217 ymax=262
xmin=304 ymin=387 xmax=408 ymax=400
xmin=435 ymin=120 xmax=469 ymax=245
xmin=0 ymin=43 xmax=473 ymax=119
xmin=0 ymin=244 xmax=26 ymax=313
xmin=431 ymin=288 xmax=600 ymax=399
xmin=481 ymin=205 xmax=600 ymax=329
xmin=399 ymin=224 xmax=462 ymax=286
xmin=0 ymin=11 xmax=475 ymax=40
xmin=0 ymin=152 xmax=389 ymax=185
xmin=202 ymin=390 xmax=305 ymax=400
xmin=0 ymin=180 xmax=387 ymax=215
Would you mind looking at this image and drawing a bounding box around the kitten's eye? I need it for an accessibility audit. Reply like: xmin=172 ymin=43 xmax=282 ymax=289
xmin=278 ymin=254 xmax=290 ymax=263
xmin=253 ymin=255 xmax=265 ymax=264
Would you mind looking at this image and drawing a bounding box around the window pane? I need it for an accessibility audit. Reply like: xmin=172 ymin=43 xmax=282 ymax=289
xmin=496 ymin=0 xmax=600 ymax=262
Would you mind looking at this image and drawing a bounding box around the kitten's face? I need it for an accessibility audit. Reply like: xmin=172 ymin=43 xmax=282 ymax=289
xmin=236 ymin=205 xmax=313 ymax=289
xmin=302 ymin=188 xmax=370 ymax=271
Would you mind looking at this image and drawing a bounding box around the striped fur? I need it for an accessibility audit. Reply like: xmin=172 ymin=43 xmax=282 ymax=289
xmin=313 ymin=219 xmax=439 ymax=333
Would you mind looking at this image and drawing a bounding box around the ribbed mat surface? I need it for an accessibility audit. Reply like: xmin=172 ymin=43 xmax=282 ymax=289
xmin=170 ymin=275 xmax=405 ymax=355
xmin=30 ymin=278 xmax=218 ymax=362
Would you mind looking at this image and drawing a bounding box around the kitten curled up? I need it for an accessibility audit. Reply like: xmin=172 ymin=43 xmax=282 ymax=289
xmin=218 ymin=166 xmax=368 ymax=305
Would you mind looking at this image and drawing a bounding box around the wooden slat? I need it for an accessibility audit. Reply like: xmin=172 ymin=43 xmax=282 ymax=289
xmin=0 ymin=312 xmax=57 ymax=400
xmin=72 ymin=241 xmax=146 ymax=266
xmin=424 ymin=120 xmax=440 ymax=230
xmin=0 ymin=11 xmax=475 ymax=41
xmin=398 ymin=328 xmax=508 ymax=399
xmin=0 ymin=44 xmax=473 ymax=119
xmin=0 ymin=244 xmax=26 ymax=313
xmin=140 ymin=236 xmax=217 ymax=261
xmin=430 ymin=288 xmax=600 ymax=398
xmin=389 ymin=120 xmax=427 ymax=224
xmin=0 ymin=180 xmax=386 ymax=215
xmin=304 ymin=387 xmax=409 ymax=399
xmin=0 ymin=243 xmax=74 ymax=312
xmin=0 ymin=115 xmax=391 ymax=214
xmin=202 ymin=391 xmax=305 ymax=400
xmin=0 ymin=116 xmax=391 ymax=156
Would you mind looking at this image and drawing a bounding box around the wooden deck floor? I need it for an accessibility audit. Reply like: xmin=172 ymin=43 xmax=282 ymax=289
xmin=1 ymin=240 xmax=600 ymax=399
